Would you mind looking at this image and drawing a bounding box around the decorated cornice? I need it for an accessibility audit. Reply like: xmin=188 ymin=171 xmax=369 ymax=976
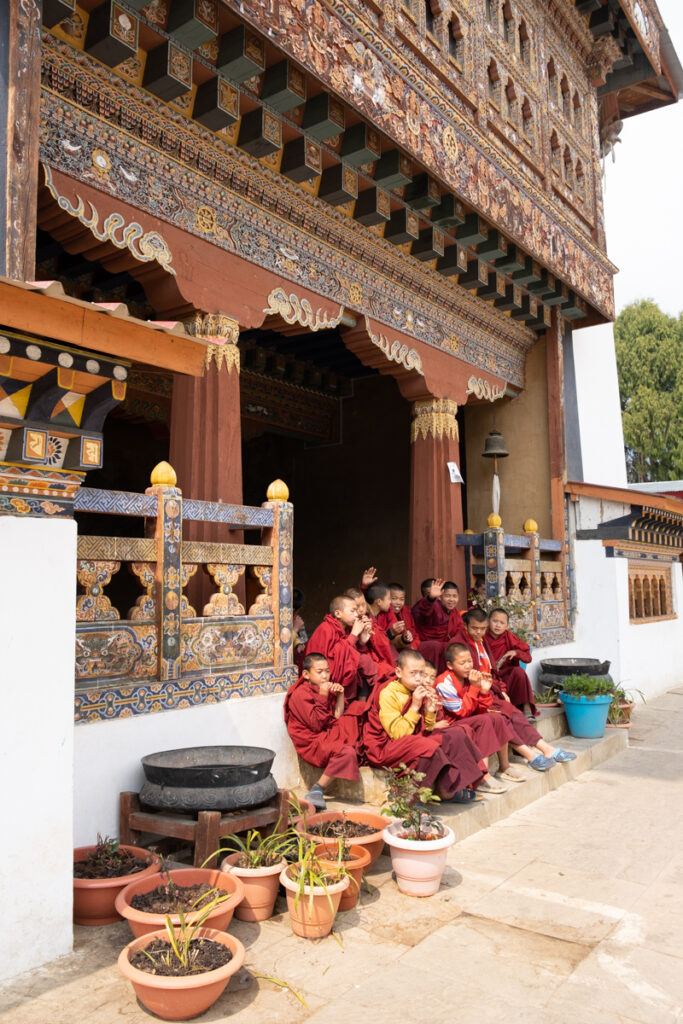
xmin=263 ymin=287 xmax=344 ymax=332
xmin=411 ymin=398 xmax=459 ymax=443
xmin=466 ymin=376 xmax=506 ymax=402
xmin=216 ymin=0 xmax=615 ymax=318
xmin=42 ymin=162 xmax=176 ymax=275
xmin=39 ymin=60 xmax=531 ymax=387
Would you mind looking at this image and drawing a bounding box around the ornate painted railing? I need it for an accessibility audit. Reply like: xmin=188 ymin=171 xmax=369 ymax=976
xmin=73 ymin=464 xmax=293 ymax=722
xmin=457 ymin=524 xmax=571 ymax=646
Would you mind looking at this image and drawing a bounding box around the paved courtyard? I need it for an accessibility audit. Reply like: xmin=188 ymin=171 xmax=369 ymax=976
xmin=1 ymin=688 xmax=682 ymax=1024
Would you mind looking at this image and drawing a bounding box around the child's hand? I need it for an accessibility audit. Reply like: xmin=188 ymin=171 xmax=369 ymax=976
xmin=497 ymin=651 xmax=516 ymax=668
xmin=501 ymin=691 xmax=511 ymax=702
xmin=428 ymin=578 xmax=444 ymax=599
xmin=411 ymin=684 xmax=429 ymax=710
xmin=392 ymin=620 xmax=406 ymax=635
xmin=479 ymin=676 xmax=492 ymax=693
xmin=468 ymin=670 xmax=483 ymax=686
xmin=431 ymin=720 xmax=450 ymax=730
xmin=319 ymin=680 xmax=333 ymax=698
xmin=329 ymin=682 xmax=344 ymax=695
xmin=404 ymin=630 xmax=413 ymax=644
xmin=351 ymin=616 xmax=365 ymax=637
xmin=361 ymin=566 xmax=378 ymax=589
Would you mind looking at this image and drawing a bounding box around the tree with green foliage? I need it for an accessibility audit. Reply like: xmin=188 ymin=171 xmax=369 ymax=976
xmin=614 ymin=300 xmax=683 ymax=482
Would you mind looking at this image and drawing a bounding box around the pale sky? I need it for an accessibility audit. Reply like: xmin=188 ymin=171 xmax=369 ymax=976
xmin=603 ymin=0 xmax=683 ymax=316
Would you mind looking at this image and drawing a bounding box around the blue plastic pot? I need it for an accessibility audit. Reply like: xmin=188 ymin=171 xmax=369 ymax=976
xmin=559 ymin=693 xmax=612 ymax=738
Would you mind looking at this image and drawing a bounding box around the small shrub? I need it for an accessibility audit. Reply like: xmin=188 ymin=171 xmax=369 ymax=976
xmin=560 ymin=674 xmax=615 ymax=699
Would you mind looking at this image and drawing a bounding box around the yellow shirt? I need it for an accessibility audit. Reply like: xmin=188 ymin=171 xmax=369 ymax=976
xmin=378 ymin=680 xmax=437 ymax=739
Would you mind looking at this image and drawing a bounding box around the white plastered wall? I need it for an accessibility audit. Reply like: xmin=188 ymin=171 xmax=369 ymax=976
xmin=571 ymin=322 xmax=628 ymax=487
xmin=0 ymin=517 xmax=76 ymax=982
xmin=73 ymin=691 xmax=299 ymax=845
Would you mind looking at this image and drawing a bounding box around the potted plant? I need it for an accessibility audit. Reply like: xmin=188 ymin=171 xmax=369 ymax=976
xmin=607 ymin=687 xmax=645 ymax=728
xmin=313 ymin=838 xmax=370 ymax=912
xmin=558 ymin=674 xmax=615 ymax=738
xmin=381 ymin=765 xmax=454 ymax=898
xmin=535 ymin=680 xmax=562 ymax=708
xmin=279 ymin=835 xmax=350 ymax=938
xmin=118 ymin=896 xmax=246 ymax=1021
xmin=218 ymin=827 xmax=296 ymax=922
xmin=115 ymin=864 xmax=244 ymax=938
xmin=293 ymin=808 xmax=387 ymax=865
xmin=74 ymin=835 xmax=161 ymax=926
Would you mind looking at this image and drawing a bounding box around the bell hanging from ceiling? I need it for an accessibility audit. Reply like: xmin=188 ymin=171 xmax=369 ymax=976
xmin=482 ymin=429 xmax=509 ymax=459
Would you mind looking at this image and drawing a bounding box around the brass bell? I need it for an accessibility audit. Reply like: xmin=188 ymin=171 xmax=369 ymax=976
xmin=482 ymin=429 xmax=509 ymax=459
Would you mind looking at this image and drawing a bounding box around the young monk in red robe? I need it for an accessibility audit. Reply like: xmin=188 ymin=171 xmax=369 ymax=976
xmin=306 ymin=595 xmax=373 ymax=700
xmin=455 ymin=610 xmax=577 ymax=770
xmin=284 ymin=654 xmax=364 ymax=810
xmin=363 ymin=649 xmax=485 ymax=802
xmin=384 ymin=582 xmax=420 ymax=651
xmin=411 ymin=578 xmax=464 ymax=670
xmin=344 ymin=587 xmax=395 ymax=685
xmin=365 ymin=583 xmax=398 ymax=666
xmin=486 ymin=608 xmax=537 ymax=716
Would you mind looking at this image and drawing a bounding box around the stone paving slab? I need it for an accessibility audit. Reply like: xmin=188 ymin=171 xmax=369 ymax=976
xmin=2 ymin=695 xmax=683 ymax=1024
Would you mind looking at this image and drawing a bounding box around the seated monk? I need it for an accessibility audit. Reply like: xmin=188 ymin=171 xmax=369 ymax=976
xmin=422 ymin=660 xmax=509 ymax=794
xmin=284 ymin=654 xmax=364 ymax=810
xmin=486 ymin=608 xmax=537 ymax=716
xmin=344 ymin=587 xmax=395 ymax=686
xmin=306 ymin=595 xmax=374 ymax=701
xmin=455 ymin=609 xmax=577 ymax=770
xmin=363 ymin=649 xmax=485 ymax=803
xmin=385 ymin=582 xmax=420 ymax=652
xmin=411 ymin=578 xmax=464 ymax=671
xmin=436 ymin=645 xmax=530 ymax=786
xmin=364 ymin=583 xmax=398 ymax=666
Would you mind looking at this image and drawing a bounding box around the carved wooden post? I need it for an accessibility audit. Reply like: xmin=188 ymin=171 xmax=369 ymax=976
xmin=147 ymin=461 xmax=183 ymax=681
xmin=261 ymin=479 xmax=294 ymax=679
xmin=0 ymin=0 xmax=41 ymax=279
xmin=483 ymin=525 xmax=506 ymax=600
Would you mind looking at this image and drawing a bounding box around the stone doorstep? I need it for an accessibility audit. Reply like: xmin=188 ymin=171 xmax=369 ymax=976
xmin=298 ymin=706 xmax=570 ymax=806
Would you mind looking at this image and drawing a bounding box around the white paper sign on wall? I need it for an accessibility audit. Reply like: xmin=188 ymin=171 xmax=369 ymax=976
xmin=447 ymin=461 xmax=464 ymax=484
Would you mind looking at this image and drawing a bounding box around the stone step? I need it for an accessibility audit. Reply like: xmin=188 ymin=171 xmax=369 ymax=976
xmin=298 ymin=705 xmax=570 ymax=806
xmin=319 ymin=729 xmax=628 ymax=843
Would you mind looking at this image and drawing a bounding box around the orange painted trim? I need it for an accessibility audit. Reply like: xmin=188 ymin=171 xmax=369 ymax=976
xmin=0 ymin=281 xmax=206 ymax=376
xmin=566 ymin=480 xmax=683 ymax=517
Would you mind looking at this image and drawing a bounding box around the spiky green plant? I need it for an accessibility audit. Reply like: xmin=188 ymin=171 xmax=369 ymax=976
xmin=204 ymin=826 xmax=298 ymax=870
xmin=139 ymin=889 xmax=232 ymax=974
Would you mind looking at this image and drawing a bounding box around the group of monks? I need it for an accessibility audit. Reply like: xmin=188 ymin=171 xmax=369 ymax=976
xmin=284 ymin=572 xmax=576 ymax=810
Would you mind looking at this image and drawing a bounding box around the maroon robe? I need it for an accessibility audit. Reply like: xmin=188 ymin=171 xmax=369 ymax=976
xmin=363 ymin=682 xmax=484 ymax=799
xmin=451 ymin=632 xmax=543 ymax=748
xmin=306 ymin=615 xmax=365 ymax=700
xmin=434 ymin=670 xmax=515 ymax=758
xmin=284 ymin=678 xmax=363 ymax=781
xmin=367 ymin=612 xmax=397 ymax=669
xmin=411 ymin=598 xmax=464 ymax=670
xmin=485 ymin=629 xmax=537 ymax=715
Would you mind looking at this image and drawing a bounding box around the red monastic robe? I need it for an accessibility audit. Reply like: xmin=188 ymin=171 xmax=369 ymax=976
xmin=306 ymin=615 xmax=365 ymax=700
xmin=377 ymin=606 xmax=421 ymax=652
xmin=410 ymin=598 xmax=464 ymax=670
xmin=434 ymin=670 xmax=515 ymax=758
xmin=362 ymin=682 xmax=484 ymax=799
xmin=485 ymin=629 xmax=537 ymax=715
xmin=450 ymin=633 xmax=543 ymax=748
xmin=284 ymin=678 xmax=362 ymax=781
xmin=367 ymin=612 xmax=398 ymax=669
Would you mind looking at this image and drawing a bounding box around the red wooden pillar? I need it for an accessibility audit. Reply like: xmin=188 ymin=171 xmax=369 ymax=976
xmin=169 ymin=317 xmax=242 ymax=508
xmin=408 ymin=398 xmax=466 ymax=600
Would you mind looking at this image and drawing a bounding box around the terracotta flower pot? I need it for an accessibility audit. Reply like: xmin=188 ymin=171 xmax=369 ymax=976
xmin=118 ymin=926 xmax=245 ymax=1021
xmin=383 ymin=821 xmax=455 ymax=897
xmin=280 ymin=865 xmax=349 ymax=939
xmin=73 ymin=845 xmax=160 ymax=926
xmin=115 ymin=868 xmax=244 ymax=938
xmin=294 ymin=810 xmax=388 ymax=865
xmin=313 ymin=843 xmax=371 ymax=911
xmin=221 ymin=853 xmax=286 ymax=922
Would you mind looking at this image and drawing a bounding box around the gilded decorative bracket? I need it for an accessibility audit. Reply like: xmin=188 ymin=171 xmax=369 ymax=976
xmin=185 ymin=312 xmax=241 ymax=374
xmin=263 ymin=287 xmax=344 ymax=332
xmin=411 ymin=398 xmax=459 ymax=443
xmin=369 ymin=331 xmax=424 ymax=375
xmin=465 ymin=376 xmax=506 ymax=402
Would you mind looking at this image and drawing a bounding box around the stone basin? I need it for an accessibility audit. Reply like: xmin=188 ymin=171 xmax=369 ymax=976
xmin=140 ymin=746 xmax=278 ymax=812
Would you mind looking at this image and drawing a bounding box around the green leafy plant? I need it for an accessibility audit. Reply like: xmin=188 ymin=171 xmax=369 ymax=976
xmin=284 ymin=833 xmax=348 ymax=913
xmin=560 ymin=674 xmax=615 ymax=699
xmin=608 ymin=686 xmax=646 ymax=724
xmin=381 ymin=764 xmax=444 ymax=842
xmin=205 ymin=826 xmax=298 ymax=870
xmin=139 ymin=889 xmax=233 ymax=974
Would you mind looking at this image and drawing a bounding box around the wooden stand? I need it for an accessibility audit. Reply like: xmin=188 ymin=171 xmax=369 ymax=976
xmin=119 ymin=789 xmax=290 ymax=868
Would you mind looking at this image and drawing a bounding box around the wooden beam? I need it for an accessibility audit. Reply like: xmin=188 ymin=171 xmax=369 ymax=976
xmin=0 ymin=281 xmax=206 ymax=376
xmin=1 ymin=1 xmax=41 ymax=280
xmin=566 ymin=480 xmax=683 ymax=518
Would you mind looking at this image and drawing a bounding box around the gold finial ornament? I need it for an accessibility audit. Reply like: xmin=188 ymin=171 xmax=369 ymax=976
xmin=150 ymin=461 xmax=177 ymax=487
xmin=487 ymin=512 xmax=502 ymax=529
xmin=523 ymin=518 xmax=538 ymax=534
xmin=267 ymin=479 xmax=290 ymax=502
xmin=464 ymin=528 xmax=474 ymax=535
